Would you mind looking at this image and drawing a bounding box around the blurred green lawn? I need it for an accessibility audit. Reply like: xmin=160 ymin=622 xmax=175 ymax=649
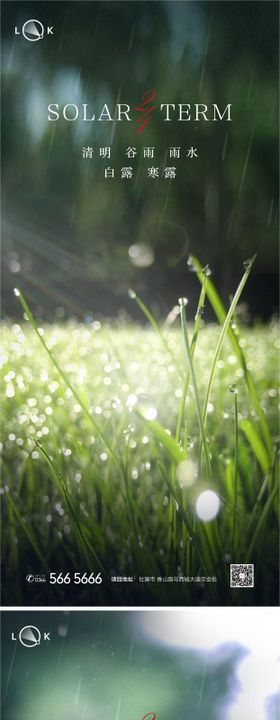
xmin=1 ymin=320 xmax=279 ymax=605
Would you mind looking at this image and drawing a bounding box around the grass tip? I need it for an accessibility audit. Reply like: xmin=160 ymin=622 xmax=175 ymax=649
xmin=128 ymin=288 xmax=136 ymax=299
xmin=178 ymin=297 xmax=188 ymax=307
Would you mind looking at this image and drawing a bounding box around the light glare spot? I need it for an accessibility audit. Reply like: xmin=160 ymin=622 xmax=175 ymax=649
xmin=6 ymin=383 xmax=15 ymax=398
xmin=143 ymin=407 xmax=157 ymax=421
xmin=127 ymin=394 xmax=138 ymax=408
xmin=196 ymin=490 xmax=220 ymax=522
xmin=128 ymin=243 xmax=155 ymax=267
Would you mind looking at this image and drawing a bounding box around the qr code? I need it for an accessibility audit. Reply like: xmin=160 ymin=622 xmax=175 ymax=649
xmin=230 ymin=564 xmax=254 ymax=588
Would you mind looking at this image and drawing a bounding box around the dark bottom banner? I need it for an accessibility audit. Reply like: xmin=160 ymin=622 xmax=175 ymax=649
xmin=1 ymin=609 xmax=279 ymax=720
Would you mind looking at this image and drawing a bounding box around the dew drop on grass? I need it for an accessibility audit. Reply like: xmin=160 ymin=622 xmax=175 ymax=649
xmin=176 ymin=459 xmax=198 ymax=488
xmin=243 ymin=258 xmax=253 ymax=270
xmin=187 ymin=256 xmax=195 ymax=272
xmin=201 ymin=264 xmax=212 ymax=277
xmin=175 ymin=388 xmax=183 ymax=398
xmin=178 ymin=297 xmax=188 ymax=307
xmin=14 ymin=288 xmax=20 ymax=297
xmin=128 ymin=289 xmax=136 ymax=299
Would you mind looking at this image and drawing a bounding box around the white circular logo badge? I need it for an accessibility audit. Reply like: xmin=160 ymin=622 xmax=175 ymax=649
xmin=19 ymin=625 xmax=41 ymax=648
xmin=22 ymin=20 xmax=44 ymax=42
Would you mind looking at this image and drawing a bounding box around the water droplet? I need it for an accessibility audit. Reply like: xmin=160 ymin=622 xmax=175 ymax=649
xmin=229 ymin=384 xmax=238 ymax=394
xmin=187 ymin=256 xmax=196 ymax=272
xmin=176 ymin=459 xmax=198 ymax=488
xmin=14 ymin=288 xmax=20 ymax=297
xmin=128 ymin=289 xmax=136 ymax=299
xmin=243 ymin=257 xmax=254 ymax=271
xmin=178 ymin=297 xmax=188 ymax=307
xmin=202 ymin=264 xmax=212 ymax=277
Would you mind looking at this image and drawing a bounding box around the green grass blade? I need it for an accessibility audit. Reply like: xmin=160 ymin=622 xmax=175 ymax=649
xmin=129 ymin=289 xmax=182 ymax=377
xmin=179 ymin=300 xmax=211 ymax=478
xmin=35 ymin=440 xmax=108 ymax=577
xmin=138 ymin=413 xmax=185 ymax=465
xmin=188 ymin=257 xmax=272 ymax=456
xmin=201 ymin=255 xmax=256 ymax=427
xmin=5 ymin=493 xmax=48 ymax=571
xmin=231 ymin=392 xmax=239 ymax=555
xmin=175 ymin=276 xmax=207 ymax=444
xmin=14 ymin=288 xmax=118 ymax=464
xmin=240 ymin=419 xmax=271 ymax=474
xmin=245 ymin=480 xmax=278 ymax=562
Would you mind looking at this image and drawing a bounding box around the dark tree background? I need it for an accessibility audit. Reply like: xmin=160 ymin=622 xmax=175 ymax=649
xmin=1 ymin=1 xmax=279 ymax=320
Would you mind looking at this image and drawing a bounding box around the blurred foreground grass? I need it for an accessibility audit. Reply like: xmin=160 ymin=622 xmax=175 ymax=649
xmin=1 ymin=314 xmax=278 ymax=605
xmin=1 ymin=256 xmax=279 ymax=605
